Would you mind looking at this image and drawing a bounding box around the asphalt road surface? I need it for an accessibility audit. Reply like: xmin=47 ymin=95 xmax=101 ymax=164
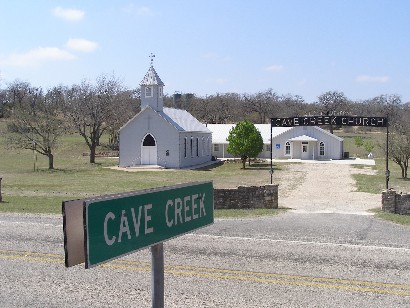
xmin=1 ymin=212 xmax=410 ymax=307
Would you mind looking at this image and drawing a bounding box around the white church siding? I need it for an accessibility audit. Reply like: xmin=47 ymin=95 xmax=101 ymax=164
xmin=119 ymin=62 xmax=212 ymax=169
xmin=119 ymin=107 xmax=181 ymax=168
xmin=272 ymin=126 xmax=344 ymax=160
xmin=178 ymin=132 xmax=212 ymax=168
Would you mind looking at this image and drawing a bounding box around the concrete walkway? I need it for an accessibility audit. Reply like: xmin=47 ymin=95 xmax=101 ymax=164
xmin=107 ymin=160 xmax=222 ymax=172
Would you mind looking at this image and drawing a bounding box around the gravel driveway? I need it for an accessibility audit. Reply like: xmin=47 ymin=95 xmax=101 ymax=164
xmin=278 ymin=161 xmax=380 ymax=214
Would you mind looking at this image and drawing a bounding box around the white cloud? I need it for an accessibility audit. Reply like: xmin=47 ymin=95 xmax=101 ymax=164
xmin=66 ymin=38 xmax=98 ymax=52
xmin=123 ymin=4 xmax=154 ymax=16
xmin=52 ymin=7 xmax=85 ymax=21
xmin=356 ymin=75 xmax=389 ymax=83
xmin=0 ymin=47 xmax=76 ymax=67
xmin=265 ymin=65 xmax=284 ymax=72
xmin=215 ymin=78 xmax=227 ymax=85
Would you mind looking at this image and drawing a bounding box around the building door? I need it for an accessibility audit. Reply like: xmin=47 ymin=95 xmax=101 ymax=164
xmin=301 ymin=142 xmax=309 ymax=160
xmin=141 ymin=134 xmax=157 ymax=165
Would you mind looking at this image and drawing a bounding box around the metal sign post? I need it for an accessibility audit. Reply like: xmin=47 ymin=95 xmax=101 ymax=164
xmin=63 ymin=182 xmax=214 ymax=308
xmin=386 ymin=121 xmax=390 ymax=189
xmin=151 ymin=243 xmax=164 ymax=308
xmin=270 ymin=125 xmax=273 ymax=184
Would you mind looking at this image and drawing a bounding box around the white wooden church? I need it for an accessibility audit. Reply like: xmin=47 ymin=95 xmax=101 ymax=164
xmin=119 ymin=63 xmax=212 ymax=169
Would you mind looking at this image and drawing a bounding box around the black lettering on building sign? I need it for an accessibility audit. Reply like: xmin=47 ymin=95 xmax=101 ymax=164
xmin=271 ymin=116 xmax=387 ymax=127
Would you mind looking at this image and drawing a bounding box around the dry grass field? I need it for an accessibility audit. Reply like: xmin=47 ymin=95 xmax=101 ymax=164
xmin=0 ymin=120 xmax=408 ymax=215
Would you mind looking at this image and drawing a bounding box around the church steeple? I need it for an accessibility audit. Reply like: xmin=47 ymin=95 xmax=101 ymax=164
xmin=140 ymin=54 xmax=165 ymax=112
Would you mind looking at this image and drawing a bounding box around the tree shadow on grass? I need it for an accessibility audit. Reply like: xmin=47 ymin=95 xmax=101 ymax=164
xmin=248 ymin=163 xmax=284 ymax=171
xmin=196 ymin=162 xmax=224 ymax=171
xmin=33 ymin=163 xmax=104 ymax=174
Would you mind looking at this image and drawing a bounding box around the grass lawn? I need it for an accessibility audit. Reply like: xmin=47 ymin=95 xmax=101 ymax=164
xmin=337 ymin=130 xmax=409 ymax=194
xmin=370 ymin=208 xmax=410 ymax=226
xmin=0 ymin=120 xmax=282 ymax=214
xmin=214 ymin=208 xmax=288 ymax=219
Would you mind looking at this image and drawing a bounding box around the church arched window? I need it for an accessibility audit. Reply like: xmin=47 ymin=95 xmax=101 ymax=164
xmin=143 ymin=134 xmax=156 ymax=146
xmin=285 ymin=142 xmax=291 ymax=155
xmin=319 ymin=142 xmax=325 ymax=156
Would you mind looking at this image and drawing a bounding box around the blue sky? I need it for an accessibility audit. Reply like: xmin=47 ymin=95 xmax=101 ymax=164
xmin=1 ymin=0 xmax=409 ymax=103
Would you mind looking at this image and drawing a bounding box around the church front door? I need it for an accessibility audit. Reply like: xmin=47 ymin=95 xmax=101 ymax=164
xmin=141 ymin=134 xmax=157 ymax=165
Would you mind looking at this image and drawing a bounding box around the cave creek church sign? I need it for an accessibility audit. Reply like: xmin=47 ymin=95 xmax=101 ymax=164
xmin=271 ymin=116 xmax=387 ymax=128
xmin=63 ymin=181 xmax=214 ymax=269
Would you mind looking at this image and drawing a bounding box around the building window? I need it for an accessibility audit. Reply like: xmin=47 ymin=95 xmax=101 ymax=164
xmin=145 ymin=87 xmax=152 ymax=97
xmin=143 ymin=134 xmax=156 ymax=146
xmin=265 ymin=144 xmax=271 ymax=152
xmin=158 ymin=86 xmax=163 ymax=97
xmin=214 ymin=144 xmax=220 ymax=152
xmin=190 ymin=137 xmax=193 ymax=157
xmin=285 ymin=142 xmax=291 ymax=155
xmin=319 ymin=142 xmax=325 ymax=156
xmin=196 ymin=138 xmax=199 ymax=156
xmin=184 ymin=138 xmax=187 ymax=158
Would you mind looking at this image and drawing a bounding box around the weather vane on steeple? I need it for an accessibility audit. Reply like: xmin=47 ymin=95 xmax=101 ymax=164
xmin=149 ymin=53 xmax=155 ymax=66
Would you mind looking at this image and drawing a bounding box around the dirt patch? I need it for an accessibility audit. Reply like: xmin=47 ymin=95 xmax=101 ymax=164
xmin=277 ymin=163 xmax=380 ymax=214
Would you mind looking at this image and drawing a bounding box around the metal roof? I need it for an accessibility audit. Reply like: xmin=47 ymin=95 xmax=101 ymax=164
xmin=140 ymin=65 xmax=165 ymax=86
xmin=160 ymin=108 xmax=211 ymax=133
xmin=206 ymin=124 xmax=292 ymax=144
xmin=289 ymin=135 xmax=318 ymax=142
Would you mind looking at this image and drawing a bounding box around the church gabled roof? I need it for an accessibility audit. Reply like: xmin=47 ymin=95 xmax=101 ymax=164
xmin=140 ymin=65 xmax=165 ymax=86
xmin=159 ymin=108 xmax=211 ymax=133
xmin=119 ymin=106 xmax=211 ymax=133
xmin=288 ymin=135 xmax=318 ymax=142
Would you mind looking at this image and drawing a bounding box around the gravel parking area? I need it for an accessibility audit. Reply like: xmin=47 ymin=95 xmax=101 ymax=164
xmin=278 ymin=161 xmax=380 ymax=214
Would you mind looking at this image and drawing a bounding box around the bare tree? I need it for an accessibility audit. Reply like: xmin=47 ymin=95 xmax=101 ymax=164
xmin=277 ymin=94 xmax=307 ymax=117
xmin=64 ymin=74 xmax=124 ymax=163
xmin=317 ymin=91 xmax=348 ymax=133
xmin=0 ymin=88 xmax=7 ymax=118
xmin=388 ymin=100 xmax=410 ymax=179
xmin=189 ymin=93 xmax=241 ymax=124
xmin=243 ymin=89 xmax=279 ymax=123
xmin=106 ymin=88 xmax=140 ymax=150
xmin=1 ymin=80 xmax=32 ymax=118
xmin=7 ymin=86 xmax=67 ymax=169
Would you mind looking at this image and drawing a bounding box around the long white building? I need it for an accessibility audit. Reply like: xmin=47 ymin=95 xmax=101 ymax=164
xmin=207 ymin=124 xmax=344 ymax=160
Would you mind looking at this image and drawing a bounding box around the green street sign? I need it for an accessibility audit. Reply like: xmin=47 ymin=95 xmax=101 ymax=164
xmin=84 ymin=182 xmax=213 ymax=268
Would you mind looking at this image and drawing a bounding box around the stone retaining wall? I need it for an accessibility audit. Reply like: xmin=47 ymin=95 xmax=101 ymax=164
xmin=214 ymin=185 xmax=278 ymax=209
xmin=382 ymin=189 xmax=410 ymax=215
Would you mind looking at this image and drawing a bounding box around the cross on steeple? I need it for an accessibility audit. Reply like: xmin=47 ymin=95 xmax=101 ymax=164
xmin=149 ymin=53 xmax=155 ymax=66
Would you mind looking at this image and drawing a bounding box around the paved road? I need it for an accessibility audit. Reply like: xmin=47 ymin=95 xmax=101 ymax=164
xmin=1 ymin=212 xmax=410 ymax=307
